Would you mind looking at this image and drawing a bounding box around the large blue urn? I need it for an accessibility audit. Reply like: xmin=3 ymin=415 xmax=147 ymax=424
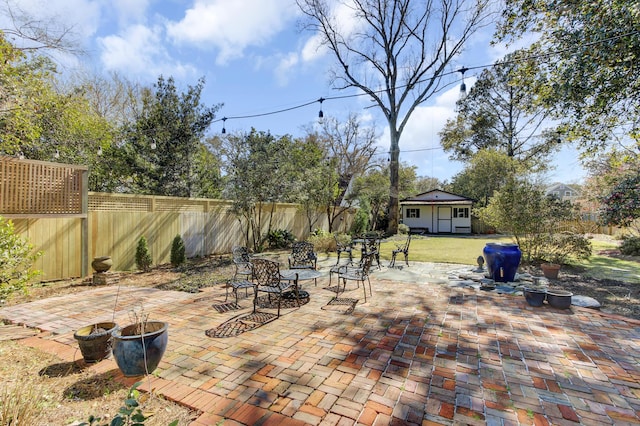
xmin=482 ymin=243 xmax=522 ymax=282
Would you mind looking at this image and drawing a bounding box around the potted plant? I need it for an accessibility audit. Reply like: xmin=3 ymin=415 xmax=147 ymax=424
xmin=74 ymin=322 xmax=119 ymax=363
xmin=111 ymin=309 xmax=168 ymax=377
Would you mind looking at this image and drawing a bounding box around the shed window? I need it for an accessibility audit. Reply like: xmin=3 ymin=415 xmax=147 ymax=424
xmin=406 ymin=208 xmax=420 ymax=218
xmin=453 ymin=207 xmax=469 ymax=218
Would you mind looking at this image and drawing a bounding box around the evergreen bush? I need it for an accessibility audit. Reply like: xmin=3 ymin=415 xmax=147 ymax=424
xmin=170 ymin=235 xmax=186 ymax=267
xmin=135 ymin=236 xmax=152 ymax=272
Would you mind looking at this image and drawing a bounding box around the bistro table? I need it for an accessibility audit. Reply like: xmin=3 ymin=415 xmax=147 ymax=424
xmin=278 ymin=269 xmax=322 ymax=301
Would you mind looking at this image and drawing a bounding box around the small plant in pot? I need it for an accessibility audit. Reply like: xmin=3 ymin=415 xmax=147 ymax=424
xmin=74 ymin=322 xmax=119 ymax=363
xmin=111 ymin=308 xmax=168 ymax=377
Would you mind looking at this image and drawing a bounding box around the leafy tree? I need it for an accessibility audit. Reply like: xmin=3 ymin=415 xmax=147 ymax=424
xmin=495 ymin=0 xmax=640 ymax=154
xmin=297 ymin=0 xmax=493 ymax=234
xmin=350 ymin=163 xmax=421 ymax=232
xmin=222 ymin=129 xmax=301 ymax=250
xmin=446 ymin=149 xmax=521 ymax=207
xmin=121 ymin=76 xmax=220 ymax=197
xmin=478 ymin=178 xmax=591 ymax=264
xmin=440 ymin=52 xmax=560 ymax=171
xmin=598 ymin=173 xmax=640 ymax=233
xmin=0 ymin=217 xmax=41 ymax=301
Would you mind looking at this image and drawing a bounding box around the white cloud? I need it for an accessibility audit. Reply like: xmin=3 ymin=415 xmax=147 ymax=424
xmin=376 ymin=85 xmax=465 ymax=180
xmin=98 ymin=24 xmax=196 ymax=79
xmin=166 ymin=0 xmax=300 ymax=65
xmin=274 ymin=52 xmax=300 ymax=86
xmin=110 ymin=0 xmax=151 ymax=27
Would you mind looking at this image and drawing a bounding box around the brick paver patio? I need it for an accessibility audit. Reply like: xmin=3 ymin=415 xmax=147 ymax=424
xmin=1 ymin=260 xmax=639 ymax=425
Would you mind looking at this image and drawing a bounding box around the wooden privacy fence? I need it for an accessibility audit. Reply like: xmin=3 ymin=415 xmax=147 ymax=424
xmin=1 ymin=157 xmax=346 ymax=280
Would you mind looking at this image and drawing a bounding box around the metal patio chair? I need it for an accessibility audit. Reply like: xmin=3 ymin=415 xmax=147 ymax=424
xmin=252 ymin=258 xmax=299 ymax=317
xmin=336 ymin=252 xmax=374 ymax=302
xmin=389 ymin=234 xmax=412 ymax=268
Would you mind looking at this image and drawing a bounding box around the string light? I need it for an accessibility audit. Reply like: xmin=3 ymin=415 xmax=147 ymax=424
xmin=457 ymin=67 xmax=468 ymax=97
xmin=150 ymin=139 xmax=157 ymax=150
xmin=97 ymin=146 xmax=103 ymax=156
xmin=54 ymin=149 xmax=60 ymax=159
xmin=210 ymin=29 xmax=639 ymax=128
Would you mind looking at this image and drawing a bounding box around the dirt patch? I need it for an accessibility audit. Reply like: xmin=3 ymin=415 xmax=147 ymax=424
xmin=0 ymin=340 xmax=197 ymax=425
xmin=521 ymin=260 xmax=640 ymax=320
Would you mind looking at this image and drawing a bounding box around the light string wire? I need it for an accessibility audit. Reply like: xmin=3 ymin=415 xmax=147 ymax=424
xmin=212 ymin=29 xmax=640 ymax=125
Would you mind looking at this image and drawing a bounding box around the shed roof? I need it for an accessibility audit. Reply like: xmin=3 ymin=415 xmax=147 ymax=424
xmin=400 ymin=189 xmax=474 ymax=204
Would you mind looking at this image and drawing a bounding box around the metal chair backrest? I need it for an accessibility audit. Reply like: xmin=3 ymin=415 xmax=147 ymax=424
xmin=232 ymin=246 xmax=251 ymax=263
xmin=400 ymin=234 xmax=412 ymax=252
xmin=251 ymin=258 xmax=281 ymax=287
xmin=290 ymin=241 xmax=315 ymax=265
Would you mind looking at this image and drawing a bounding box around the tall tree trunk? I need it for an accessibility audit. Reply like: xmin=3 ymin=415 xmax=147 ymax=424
xmin=387 ymin=129 xmax=400 ymax=235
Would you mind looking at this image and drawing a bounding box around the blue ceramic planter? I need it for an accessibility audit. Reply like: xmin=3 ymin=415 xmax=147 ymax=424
xmin=112 ymin=321 xmax=168 ymax=377
xmin=483 ymin=243 xmax=522 ymax=282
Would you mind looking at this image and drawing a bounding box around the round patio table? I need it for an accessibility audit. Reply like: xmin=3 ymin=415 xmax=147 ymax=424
xmin=279 ymin=269 xmax=322 ymax=286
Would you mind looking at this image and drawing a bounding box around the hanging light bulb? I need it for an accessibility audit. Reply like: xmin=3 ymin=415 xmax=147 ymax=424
xmin=150 ymin=139 xmax=157 ymax=150
xmin=222 ymin=117 xmax=227 ymax=134
xmin=97 ymin=146 xmax=103 ymax=156
xmin=18 ymin=151 xmax=25 ymax=160
xmin=457 ymin=66 xmax=468 ymax=97
xmin=318 ymin=98 xmax=325 ymax=119
xmin=54 ymin=149 xmax=60 ymax=159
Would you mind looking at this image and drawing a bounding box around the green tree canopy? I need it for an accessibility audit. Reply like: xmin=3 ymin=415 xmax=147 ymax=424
xmin=440 ymin=52 xmax=560 ymax=172
xmin=120 ymin=76 xmax=220 ymax=197
xmin=495 ymin=0 xmax=640 ymax=154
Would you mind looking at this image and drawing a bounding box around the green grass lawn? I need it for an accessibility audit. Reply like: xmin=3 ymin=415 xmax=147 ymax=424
xmin=379 ymin=234 xmax=513 ymax=265
xmin=377 ymin=234 xmax=640 ymax=284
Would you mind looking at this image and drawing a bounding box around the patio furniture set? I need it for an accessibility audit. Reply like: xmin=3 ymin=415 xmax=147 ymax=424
xmin=226 ymin=233 xmax=413 ymax=315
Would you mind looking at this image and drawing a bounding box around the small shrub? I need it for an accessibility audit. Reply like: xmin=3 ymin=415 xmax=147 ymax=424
xmin=265 ymin=229 xmax=295 ymax=249
xmin=307 ymin=232 xmax=335 ymax=253
xmin=398 ymin=223 xmax=410 ymax=234
xmin=620 ymin=236 xmax=640 ymax=256
xmin=80 ymin=382 xmax=178 ymax=426
xmin=0 ymin=217 xmax=42 ymax=301
xmin=170 ymin=235 xmax=186 ymax=267
xmin=135 ymin=236 xmax=153 ymax=272
xmin=525 ymin=232 xmax=592 ymax=265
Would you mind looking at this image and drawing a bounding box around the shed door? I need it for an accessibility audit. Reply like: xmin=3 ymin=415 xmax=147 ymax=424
xmin=437 ymin=206 xmax=452 ymax=233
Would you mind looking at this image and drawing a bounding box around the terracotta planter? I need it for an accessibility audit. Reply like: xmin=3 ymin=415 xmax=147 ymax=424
xmin=541 ymin=263 xmax=561 ymax=279
xmin=92 ymin=256 xmax=113 ymax=273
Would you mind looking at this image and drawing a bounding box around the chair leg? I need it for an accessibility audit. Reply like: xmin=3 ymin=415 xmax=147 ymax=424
xmin=404 ymin=251 xmax=409 ymax=266
xmin=389 ymin=252 xmax=397 ymax=268
xmin=336 ymin=251 xmax=341 ymax=265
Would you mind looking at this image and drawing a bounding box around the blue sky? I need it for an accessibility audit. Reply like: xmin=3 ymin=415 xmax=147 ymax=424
xmin=5 ymin=0 xmax=585 ymax=184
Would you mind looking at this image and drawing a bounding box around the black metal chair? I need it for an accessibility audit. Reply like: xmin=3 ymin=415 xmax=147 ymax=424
xmin=288 ymin=241 xmax=318 ymax=270
xmin=336 ymin=252 xmax=374 ymax=302
xmin=232 ymin=246 xmax=253 ymax=281
xmin=389 ymin=234 xmax=412 ymax=268
xmin=334 ymin=234 xmax=354 ymax=265
xmin=252 ymin=258 xmax=299 ymax=317
xmin=224 ymin=278 xmax=255 ymax=305
xmin=363 ymin=236 xmax=382 ymax=269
